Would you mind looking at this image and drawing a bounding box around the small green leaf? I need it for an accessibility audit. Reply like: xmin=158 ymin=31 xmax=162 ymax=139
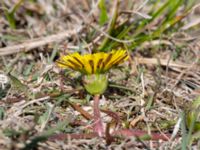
xmin=8 ymin=73 xmax=28 ymax=93
xmin=38 ymin=103 xmax=52 ymax=125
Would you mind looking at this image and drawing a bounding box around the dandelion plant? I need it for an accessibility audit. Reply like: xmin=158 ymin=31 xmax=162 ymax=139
xmin=56 ymin=49 xmax=128 ymax=136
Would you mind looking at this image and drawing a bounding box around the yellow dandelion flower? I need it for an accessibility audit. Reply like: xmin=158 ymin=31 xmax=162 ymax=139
xmin=56 ymin=49 xmax=128 ymax=95
xmin=56 ymin=49 xmax=128 ymax=75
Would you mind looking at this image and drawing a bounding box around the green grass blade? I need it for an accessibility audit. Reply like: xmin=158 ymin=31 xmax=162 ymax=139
xmin=98 ymin=0 xmax=119 ymax=51
xmin=181 ymin=111 xmax=187 ymax=150
xmin=3 ymin=0 xmax=24 ymax=29
xmin=98 ymin=0 xmax=109 ymax=26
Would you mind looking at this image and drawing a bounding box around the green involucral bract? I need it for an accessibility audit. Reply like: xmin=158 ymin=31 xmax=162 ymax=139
xmin=83 ymin=74 xmax=108 ymax=95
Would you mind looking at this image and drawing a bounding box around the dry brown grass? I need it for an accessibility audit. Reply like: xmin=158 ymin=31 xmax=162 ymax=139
xmin=0 ymin=0 xmax=200 ymax=149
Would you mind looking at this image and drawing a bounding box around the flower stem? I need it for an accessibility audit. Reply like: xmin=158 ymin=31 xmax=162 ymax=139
xmin=93 ymin=94 xmax=104 ymax=137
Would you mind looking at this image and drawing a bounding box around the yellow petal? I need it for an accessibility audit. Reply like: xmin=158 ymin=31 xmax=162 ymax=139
xmin=82 ymin=54 xmax=93 ymax=74
xmin=103 ymin=50 xmax=127 ymax=71
xmin=56 ymin=59 xmax=76 ymax=70
xmin=93 ymin=52 xmax=105 ymax=73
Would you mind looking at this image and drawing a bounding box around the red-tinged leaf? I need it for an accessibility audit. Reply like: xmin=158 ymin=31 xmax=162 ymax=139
xmin=101 ymin=109 xmax=121 ymax=135
xmin=6 ymin=96 xmax=24 ymax=104
xmin=101 ymin=109 xmax=121 ymax=123
xmin=49 ymin=132 xmax=99 ymax=141
xmin=69 ymin=120 xmax=87 ymax=127
xmin=112 ymin=129 xmax=171 ymax=141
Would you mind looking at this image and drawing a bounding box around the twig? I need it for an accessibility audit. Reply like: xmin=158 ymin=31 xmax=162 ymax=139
xmin=12 ymin=96 xmax=50 ymax=116
xmin=134 ymin=57 xmax=191 ymax=68
xmin=0 ymin=28 xmax=82 ymax=56
xmin=89 ymin=23 xmax=135 ymax=44
xmin=130 ymin=115 xmax=145 ymax=127
xmin=68 ymin=101 xmax=93 ymax=120
xmin=109 ymin=83 xmax=135 ymax=92
xmin=171 ymin=61 xmax=197 ymax=90
xmin=135 ymin=0 xmax=149 ymax=12
xmin=121 ymin=10 xmax=152 ymax=19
